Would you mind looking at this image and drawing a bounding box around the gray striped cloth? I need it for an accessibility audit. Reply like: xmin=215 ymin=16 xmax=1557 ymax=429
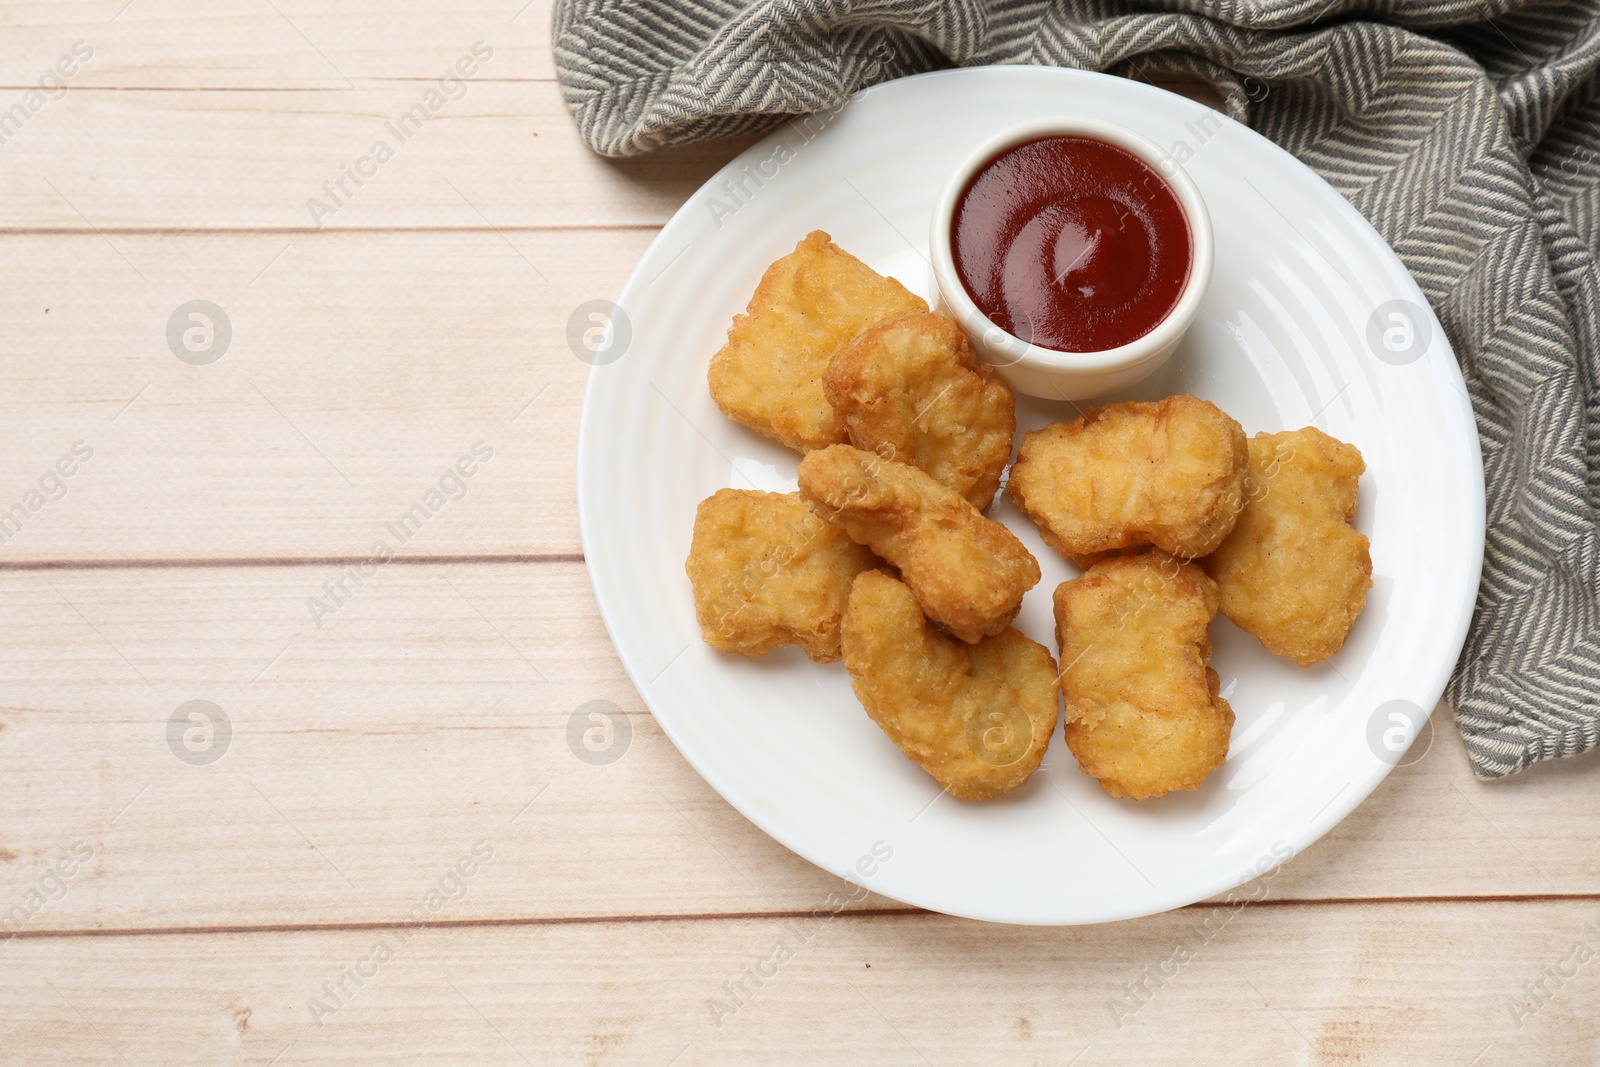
xmin=553 ymin=0 xmax=1600 ymax=780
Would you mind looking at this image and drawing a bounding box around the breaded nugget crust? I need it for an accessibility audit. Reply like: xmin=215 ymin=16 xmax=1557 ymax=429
xmin=708 ymin=231 xmax=927 ymax=452
xmin=1201 ymin=428 xmax=1372 ymax=666
xmin=842 ymin=570 xmax=1059 ymax=800
xmin=824 ymin=311 xmax=1016 ymax=509
xmin=1008 ymin=395 xmax=1248 ymax=562
xmin=686 ymin=489 xmax=878 ymax=663
xmin=798 ymin=445 xmax=1041 ymax=644
xmin=1055 ymin=552 xmax=1234 ymax=800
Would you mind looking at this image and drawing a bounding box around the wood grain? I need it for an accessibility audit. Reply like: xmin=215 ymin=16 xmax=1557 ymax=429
xmin=0 ymin=80 xmax=752 ymax=230
xmin=0 ymin=0 xmax=561 ymax=86
xmin=0 ymin=229 xmax=644 ymax=560
xmin=0 ymin=563 xmax=1596 ymax=934
xmin=3 ymin=901 xmax=1597 ymax=1065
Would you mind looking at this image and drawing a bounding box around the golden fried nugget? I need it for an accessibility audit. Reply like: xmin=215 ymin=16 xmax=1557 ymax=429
xmin=686 ymin=489 xmax=878 ymax=663
xmin=1201 ymin=428 xmax=1372 ymax=666
xmin=1008 ymin=395 xmax=1248 ymax=563
xmin=824 ymin=311 xmax=1016 ymax=509
xmin=1055 ymin=552 xmax=1234 ymax=800
xmin=798 ymin=445 xmax=1040 ymax=644
xmin=842 ymin=570 xmax=1059 ymax=800
xmin=708 ymin=231 xmax=928 ymax=452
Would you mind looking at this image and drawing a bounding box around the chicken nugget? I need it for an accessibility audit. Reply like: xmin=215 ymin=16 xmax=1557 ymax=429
xmin=708 ymin=231 xmax=928 ymax=452
xmin=1055 ymin=552 xmax=1234 ymax=800
xmin=1008 ymin=395 xmax=1248 ymax=564
xmin=686 ymin=489 xmax=878 ymax=663
xmin=798 ymin=445 xmax=1040 ymax=644
xmin=1201 ymin=427 xmax=1372 ymax=666
xmin=842 ymin=570 xmax=1059 ymax=800
xmin=824 ymin=311 xmax=1016 ymax=509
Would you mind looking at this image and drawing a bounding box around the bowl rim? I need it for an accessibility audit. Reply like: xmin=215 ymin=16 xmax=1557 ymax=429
xmin=928 ymin=114 xmax=1215 ymax=374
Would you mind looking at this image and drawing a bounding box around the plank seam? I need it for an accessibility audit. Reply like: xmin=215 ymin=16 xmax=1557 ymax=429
xmin=5 ymin=894 xmax=1595 ymax=942
xmin=0 ymin=80 xmax=560 ymax=91
xmin=0 ymin=224 xmax=663 ymax=236
xmin=0 ymin=553 xmax=584 ymax=571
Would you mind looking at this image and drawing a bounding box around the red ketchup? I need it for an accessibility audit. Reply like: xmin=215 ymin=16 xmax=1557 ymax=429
xmin=952 ymin=136 xmax=1192 ymax=353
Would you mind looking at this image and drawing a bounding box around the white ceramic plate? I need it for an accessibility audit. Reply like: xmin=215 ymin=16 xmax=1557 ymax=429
xmin=577 ymin=67 xmax=1484 ymax=925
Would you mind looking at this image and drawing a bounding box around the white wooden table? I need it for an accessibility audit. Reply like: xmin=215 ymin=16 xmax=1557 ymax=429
xmin=1 ymin=4 xmax=1597 ymax=1063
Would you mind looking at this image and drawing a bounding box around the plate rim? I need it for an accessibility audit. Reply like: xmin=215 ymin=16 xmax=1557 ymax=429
xmin=576 ymin=64 xmax=1487 ymax=925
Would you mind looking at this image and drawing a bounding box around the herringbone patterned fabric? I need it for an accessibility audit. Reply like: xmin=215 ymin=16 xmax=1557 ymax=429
xmin=553 ymin=0 xmax=1600 ymax=780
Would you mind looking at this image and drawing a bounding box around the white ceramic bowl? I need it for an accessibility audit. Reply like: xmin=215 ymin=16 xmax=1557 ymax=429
xmin=928 ymin=116 xmax=1215 ymax=399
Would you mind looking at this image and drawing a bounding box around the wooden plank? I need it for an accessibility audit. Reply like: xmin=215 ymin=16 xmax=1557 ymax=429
xmin=0 ymin=562 xmax=1596 ymax=933
xmin=0 ymin=228 xmax=641 ymax=561
xmin=2 ymin=900 xmax=1594 ymax=1064
xmin=0 ymin=561 xmax=895 ymax=932
xmin=0 ymin=0 xmax=560 ymax=86
xmin=0 ymin=80 xmax=751 ymax=230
